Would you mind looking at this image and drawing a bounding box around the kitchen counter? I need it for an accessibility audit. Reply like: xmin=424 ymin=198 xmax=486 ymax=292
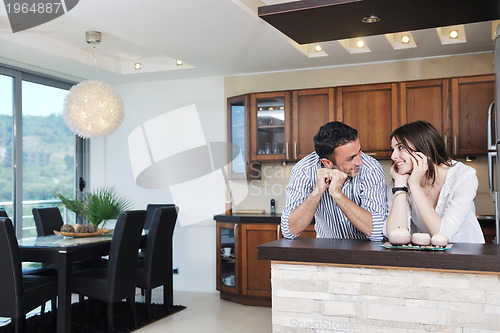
xmin=214 ymin=213 xmax=281 ymax=223
xmin=257 ymin=238 xmax=500 ymax=273
xmin=258 ymin=238 xmax=500 ymax=331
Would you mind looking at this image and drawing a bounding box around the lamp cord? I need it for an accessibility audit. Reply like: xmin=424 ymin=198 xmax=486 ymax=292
xmin=87 ymin=45 xmax=98 ymax=80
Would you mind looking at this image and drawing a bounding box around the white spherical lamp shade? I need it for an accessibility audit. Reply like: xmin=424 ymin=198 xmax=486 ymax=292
xmin=63 ymin=80 xmax=124 ymax=139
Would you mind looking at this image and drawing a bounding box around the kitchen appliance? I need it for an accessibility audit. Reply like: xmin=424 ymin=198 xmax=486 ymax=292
xmin=488 ymin=24 xmax=500 ymax=244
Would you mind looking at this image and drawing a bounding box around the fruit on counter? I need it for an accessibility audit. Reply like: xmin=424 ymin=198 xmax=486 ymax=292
xmin=73 ymin=224 xmax=87 ymax=233
xmin=87 ymin=224 xmax=98 ymax=233
xmin=60 ymin=224 xmax=74 ymax=233
xmin=388 ymin=227 xmax=411 ymax=245
xmin=411 ymin=233 xmax=431 ymax=246
xmin=431 ymin=233 xmax=449 ymax=247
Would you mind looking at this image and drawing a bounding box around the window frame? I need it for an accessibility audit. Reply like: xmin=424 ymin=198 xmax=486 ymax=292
xmin=0 ymin=64 xmax=86 ymax=237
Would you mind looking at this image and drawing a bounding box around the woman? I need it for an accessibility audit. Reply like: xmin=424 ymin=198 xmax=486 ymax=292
xmin=385 ymin=121 xmax=484 ymax=243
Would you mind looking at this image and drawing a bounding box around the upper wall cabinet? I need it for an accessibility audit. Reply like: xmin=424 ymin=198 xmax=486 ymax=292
xmin=336 ymin=83 xmax=398 ymax=158
xmin=399 ymin=79 xmax=450 ymax=146
xmin=450 ymin=75 xmax=495 ymax=156
xmin=250 ymin=91 xmax=291 ymax=162
xmin=292 ymin=88 xmax=335 ymax=160
xmin=227 ymin=95 xmax=260 ymax=180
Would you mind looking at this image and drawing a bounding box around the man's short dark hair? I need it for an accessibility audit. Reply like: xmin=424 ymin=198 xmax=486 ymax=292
xmin=313 ymin=121 xmax=358 ymax=159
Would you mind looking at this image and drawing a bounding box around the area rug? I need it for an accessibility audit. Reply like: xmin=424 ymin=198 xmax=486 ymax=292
xmin=0 ymin=301 xmax=186 ymax=333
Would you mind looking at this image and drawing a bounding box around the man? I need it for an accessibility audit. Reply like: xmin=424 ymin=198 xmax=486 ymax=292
xmin=281 ymin=121 xmax=387 ymax=240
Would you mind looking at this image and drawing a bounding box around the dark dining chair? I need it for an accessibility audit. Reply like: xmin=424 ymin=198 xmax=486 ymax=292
xmin=32 ymin=207 xmax=64 ymax=236
xmin=0 ymin=217 xmax=58 ymax=333
xmin=136 ymin=206 xmax=178 ymax=320
xmin=71 ymin=210 xmax=146 ymax=333
xmin=0 ymin=209 xmax=8 ymax=218
xmin=144 ymin=204 xmax=175 ymax=230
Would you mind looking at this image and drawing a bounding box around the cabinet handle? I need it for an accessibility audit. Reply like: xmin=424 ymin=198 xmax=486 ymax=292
xmin=454 ymin=135 xmax=458 ymax=155
xmin=366 ymin=152 xmax=377 ymax=156
xmin=285 ymin=142 xmax=289 ymax=160
xmin=444 ymin=135 xmax=447 ymax=149
xmin=294 ymin=141 xmax=298 ymax=160
xmin=277 ymin=224 xmax=281 ymax=239
xmin=234 ymin=223 xmax=237 ymax=243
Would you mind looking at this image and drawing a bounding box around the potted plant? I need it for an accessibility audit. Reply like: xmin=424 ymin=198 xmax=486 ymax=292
xmin=57 ymin=187 xmax=131 ymax=229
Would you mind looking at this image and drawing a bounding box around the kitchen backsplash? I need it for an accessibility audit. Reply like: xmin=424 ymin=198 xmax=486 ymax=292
xmin=230 ymin=156 xmax=494 ymax=216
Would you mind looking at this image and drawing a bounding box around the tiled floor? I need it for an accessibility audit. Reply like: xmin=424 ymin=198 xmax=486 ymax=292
xmin=0 ymin=290 xmax=272 ymax=332
xmin=136 ymin=290 xmax=272 ymax=333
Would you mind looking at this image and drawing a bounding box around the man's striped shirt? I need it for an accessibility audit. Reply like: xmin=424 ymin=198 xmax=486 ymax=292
xmin=281 ymin=151 xmax=388 ymax=240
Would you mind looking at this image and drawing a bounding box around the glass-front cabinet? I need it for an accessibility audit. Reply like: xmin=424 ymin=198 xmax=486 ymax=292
xmin=227 ymin=95 xmax=260 ymax=179
xmin=216 ymin=222 xmax=238 ymax=292
xmin=251 ymin=91 xmax=291 ymax=161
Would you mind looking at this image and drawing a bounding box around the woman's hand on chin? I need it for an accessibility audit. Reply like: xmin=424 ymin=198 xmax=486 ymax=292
xmin=390 ymin=163 xmax=409 ymax=186
xmin=408 ymin=152 xmax=428 ymax=188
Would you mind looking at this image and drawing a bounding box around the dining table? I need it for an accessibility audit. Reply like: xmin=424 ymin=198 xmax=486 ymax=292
xmin=18 ymin=232 xmax=145 ymax=333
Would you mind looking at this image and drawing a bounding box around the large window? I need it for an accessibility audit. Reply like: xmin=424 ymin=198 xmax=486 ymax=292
xmin=0 ymin=66 xmax=86 ymax=238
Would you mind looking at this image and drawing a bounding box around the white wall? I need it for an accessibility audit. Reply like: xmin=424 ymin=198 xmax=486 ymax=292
xmin=90 ymin=76 xmax=225 ymax=292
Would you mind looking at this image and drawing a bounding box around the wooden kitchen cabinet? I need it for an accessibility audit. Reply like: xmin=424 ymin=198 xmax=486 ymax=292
xmin=250 ymin=91 xmax=292 ymax=162
xmin=216 ymin=219 xmax=315 ymax=306
xmin=399 ymin=75 xmax=494 ymax=156
xmin=292 ymin=88 xmax=335 ymax=160
xmin=399 ymin=79 xmax=450 ymax=145
xmin=248 ymin=88 xmax=333 ymax=163
xmin=227 ymin=95 xmax=260 ymax=180
xmin=336 ymin=83 xmax=398 ymax=158
xmin=450 ymin=75 xmax=495 ymax=156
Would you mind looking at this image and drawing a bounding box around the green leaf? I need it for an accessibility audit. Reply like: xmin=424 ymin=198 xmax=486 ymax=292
xmin=56 ymin=192 xmax=85 ymax=219
xmin=83 ymin=187 xmax=132 ymax=228
xmin=57 ymin=187 xmax=131 ymax=228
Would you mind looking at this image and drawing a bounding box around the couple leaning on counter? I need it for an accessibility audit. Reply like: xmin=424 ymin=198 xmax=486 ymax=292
xmin=281 ymin=120 xmax=485 ymax=244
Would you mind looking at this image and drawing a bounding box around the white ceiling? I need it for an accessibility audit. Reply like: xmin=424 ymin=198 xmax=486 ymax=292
xmin=0 ymin=0 xmax=497 ymax=84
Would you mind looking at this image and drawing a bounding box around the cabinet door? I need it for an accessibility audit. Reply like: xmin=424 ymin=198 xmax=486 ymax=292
xmin=292 ymin=88 xmax=335 ymax=160
xmin=227 ymin=95 xmax=260 ymax=180
xmin=399 ymin=79 xmax=450 ymax=149
xmin=240 ymin=223 xmax=278 ymax=297
xmin=216 ymin=222 xmax=239 ymax=293
xmin=336 ymin=83 xmax=398 ymax=158
xmin=250 ymin=91 xmax=292 ymax=162
xmin=451 ymin=75 xmax=495 ymax=156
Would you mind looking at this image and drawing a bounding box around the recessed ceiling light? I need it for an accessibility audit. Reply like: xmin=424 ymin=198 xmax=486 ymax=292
xmin=356 ymin=40 xmax=365 ymax=48
xmin=176 ymin=59 xmax=183 ymax=66
xmin=134 ymin=62 xmax=141 ymax=70
xmin=401 ymin=35 xmax=410 ymax=44
xmin=449 ymin=30 xmax=459 ymax=39
xmin=361 ymin=15 xmax=380 ymax=24
xmin=315 ymin=44 xmax=322 ymax=52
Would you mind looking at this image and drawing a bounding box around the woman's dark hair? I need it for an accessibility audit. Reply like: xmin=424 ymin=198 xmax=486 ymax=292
xmin=391 ymin=121 xmax=452 ymax=184
xmin=314 ymin=121 xmax=358 ymax=159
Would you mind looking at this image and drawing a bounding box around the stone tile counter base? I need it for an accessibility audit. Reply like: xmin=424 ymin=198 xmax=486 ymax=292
xmin=271 ymin=263 xmax=500 ymax=332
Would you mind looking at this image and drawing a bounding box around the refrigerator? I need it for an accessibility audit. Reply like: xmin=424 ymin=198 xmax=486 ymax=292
xmin=488 ymin=23 xmax=500 ymax=244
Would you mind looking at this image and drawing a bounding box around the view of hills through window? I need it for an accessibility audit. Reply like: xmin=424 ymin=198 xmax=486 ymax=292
xmin=0 ymin=75 xmax=76 ymax=237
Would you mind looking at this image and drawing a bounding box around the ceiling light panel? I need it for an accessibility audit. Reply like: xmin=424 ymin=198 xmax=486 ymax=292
xmin=385 ymin=32 xmax=417 ymax=50
xmin=436 ymin=24 xmax=466 ymax=44
xmin=338 ymin=39 xmax=371 ymax=54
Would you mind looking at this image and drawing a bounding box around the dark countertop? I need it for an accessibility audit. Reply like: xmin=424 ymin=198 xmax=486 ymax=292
xmin=214 ymin=213 xmax=281 ymax=223
xmin=257 ymin=238 xmax=500 ymax=273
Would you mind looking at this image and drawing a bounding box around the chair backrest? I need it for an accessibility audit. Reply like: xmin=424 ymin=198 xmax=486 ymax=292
xmin=0 ymin=209 xmax=8 ymax=218
xmin=32 ymin=207 xmax=64 ymax=236
xmin=106 ymin=210 xmax=146 ymax=302
xmin=0 ymin=218 xmax=23 ymax=317
xmin=144 ymin=204 xmax=175 ymax=230
xmin=143 ymin=206 xmax=178 ymax=288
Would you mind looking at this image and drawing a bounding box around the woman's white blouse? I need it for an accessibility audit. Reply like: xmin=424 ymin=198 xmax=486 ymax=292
xmin=387 ymin=161 xmax=485 ymax=243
